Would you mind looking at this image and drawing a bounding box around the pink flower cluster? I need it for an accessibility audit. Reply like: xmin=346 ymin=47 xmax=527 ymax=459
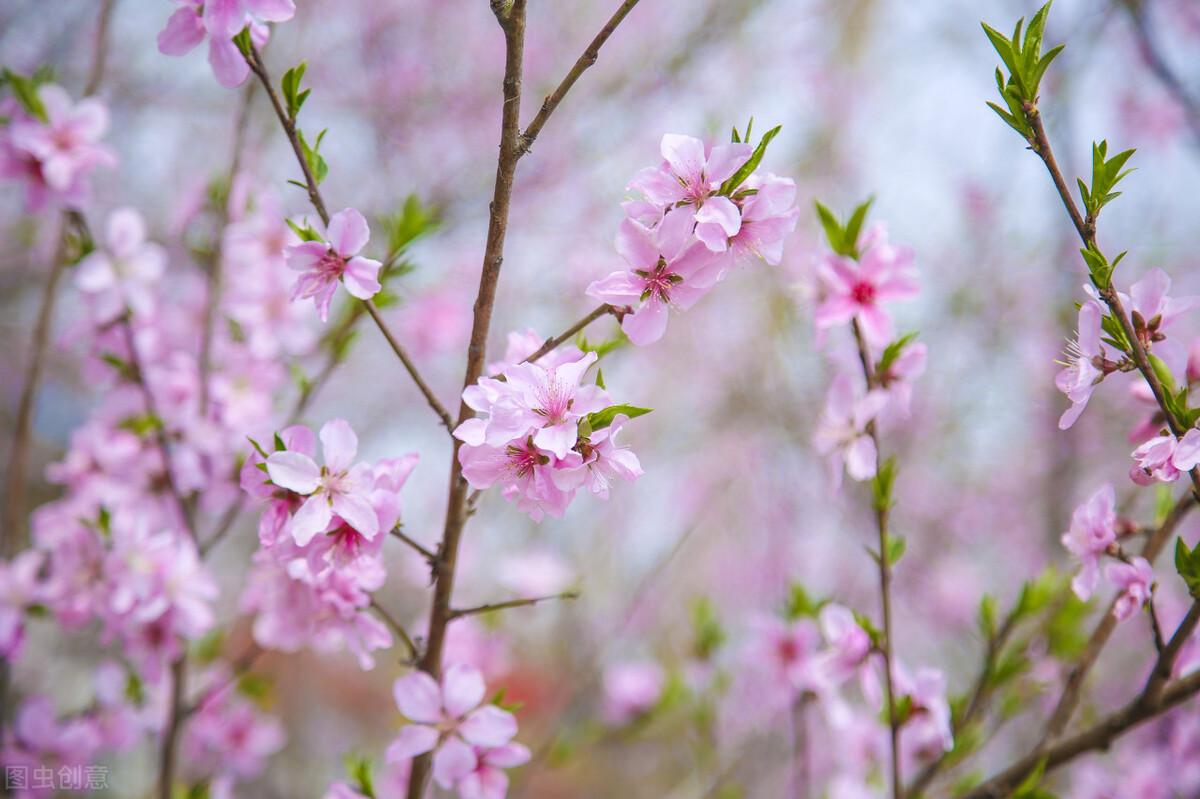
xmin=241 ymin=419 xmax=417 ymax=669
xmin=587 ymin=132 xmax=799 ymax=345
xmin=0 ymin=84 xmax=115 ymax=211
xmin=809 ymin=223 xmax=925 ymax=486
xmin=388 ymin=664 xmax=530 ymax=799
xmin=1061 ymin=484 xmax=1155 ymax=621
xmin=157 ymin=0 xmax=295 ymax=88
xmin=454 ymin=337 xmax=643 ymax=521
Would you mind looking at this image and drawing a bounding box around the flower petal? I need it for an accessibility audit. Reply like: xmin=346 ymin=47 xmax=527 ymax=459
xmin=393 ymin=672 xmax=443 ymax=723
xmin=320 ymin=418 xmax=358 ymax=473
xmin=442 ymin=663 xmax=486 ymax=718
xmin=460 ymin=705 xmax=518 ymax=748
xmin=326 ymin=208 xmax=370 ymax=258
xmin=265 ymin=451 xmax=321 ymax=494
xmin=385 ymin=724 xmax=438 ymax=761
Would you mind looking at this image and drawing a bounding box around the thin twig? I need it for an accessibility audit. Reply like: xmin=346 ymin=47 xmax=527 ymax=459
xmin=363 ymin=299 xmax=454 ymax=431
xmin=449 ymin=590 xmax=580 ymax=620
xmin=390 ymin=526 xmax=437 ymax=562
xmin=517 ymin=0 xmax=643 ymax=157
xmin=961 ymin=668 xmax=1200 ymax=798
xmin=851 ymin=319 xmax=901 ymax=799
xmin=369 ymin=599 xmax=418 ymax=662
xmin=521 ymin=304 xmax=617 ymax=365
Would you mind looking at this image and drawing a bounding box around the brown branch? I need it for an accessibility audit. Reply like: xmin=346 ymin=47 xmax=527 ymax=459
xmin=2 ymin=216 xmax=71 ymax=554
xmin=406 ymin=3 xmax=528 ymax=796
xmin=369 ymin=599 xmax=418 ymax=662
xmin=1120 ymin=0 xmax=1200 ymax=149
xmin=522 ymin=304 xmax=617 ymax=365
xmin=517 ymin=0 xmax=643 ymax=156
xmin=1143 ymin=600 xmax=1200 ymax=703
xmin=961 ymin=668 xmax=1200 ymax=799
xmin=157 ymin=657 xmax=187 ymax=799
xmin=449 ymin=590 xmax=580 ymax=620
xmin=390 ymin=526 xmax=437 ymax=562
xmin=82 ymin=0 xmax=117 ymax=98
xmin=363 ymin=299 xmax=454 ymax=431
xmin=851 ymin=319 xmax=902 ymax=799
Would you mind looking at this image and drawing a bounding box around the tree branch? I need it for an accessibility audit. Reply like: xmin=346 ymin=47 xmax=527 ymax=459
xmin=517 ymin=0 xmax=643 ymax=157
xmin=449 ymin=590 xmax=580 ymax=620
xmin=522 ymin=303 xmax=617 ymax=365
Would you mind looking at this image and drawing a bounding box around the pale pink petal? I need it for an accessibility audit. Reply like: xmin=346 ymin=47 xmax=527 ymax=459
xmin=614 ymin=218 xmax=659 ymax=270
xmin=331 ymin=492 xmax=379 ymax=539
xmin=208 ymin=36 xmax=249 ymax=89
xmin=327 ymin=208 xmax=370 ymax=258
xmin=627 ymin=166 xmax=685 ymax=207
xmin=107 ymin=208 xmax=145 ymax=257
xmin=460 ymin=705 xmax=518 ymax=747
xmin=203 ymin=0 xmax=244 ymax=38
xmin=70 ymin=99 xmax=109 ymax=140
xmin=74 ymin=254 xmax=115 ymax=292
xmin=319 ymin=418 xmax=358 ymax=473
xmin=704 ymin=142 xmax=754 ymax=183
xmin=622 ymin=299 xmax=669 ymax=346
xmin=454 ymin=418 xmax=488 ymax=447
xmin=158 ymin=8 xmax=206 ymax=56
xmin=342 ymin=256 xmax=382 ymax=299
xmin=656 ymin=206 xmax=696 ymax=261
xmin=1173 ymin=428 xmax=1200 ymax=471
xmin=393 ymin=672 xmax=443 ymax=723
xmin=245 ymin=0 xmax=296 ymax=22
xmin=660 ymin=134 xmax=706 ymax=183
xmin=289 ymin=494 xmax=332 ymax=546
xmin=695 ymin=196 xmax=742 ymax=237
xmin=844 ymin=435 xmax=878 ymax=481
xmin=533 ymin=422 xmax=578 ymax=459
xmin=285 ymin=240 xmax=329 ymax=272
xmin=432 ymin=737 xmax=477 ymax=790
xmin=265 ymin=451 xmax=321 ymax=494
xmin=442 ymin=663 xmax=486 ymax=718
xmin=586 ymin=271 xmax=642 ymax=305
xmin=484 ymin=743 xmax=531 ymax=768
xmin=385 ymin=724 xmax=438 ymax=760
xmin=1131 ymin=268 xmax=1170 ymax=318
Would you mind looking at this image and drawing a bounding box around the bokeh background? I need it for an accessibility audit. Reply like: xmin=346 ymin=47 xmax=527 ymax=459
xmin=3 ymin=0 xmax=1200 ymax=796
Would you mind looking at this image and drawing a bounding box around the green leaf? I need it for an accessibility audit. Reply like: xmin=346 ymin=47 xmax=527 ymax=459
xmin=584 ymin=404 xmax=651 ymax=432
xmin=281 ymin=62 xmax=309 ymax=120
xmin=878 ymin=332 xmax=919 ymax=374
xmin=978 ymin=594 xmax=998 ymax=639
xmin=285 ymin=217 xmax=323 ymax=242
xmin=691 ymin=597 xmax=726 ymax=660
xmin=246 ymin=436 xmax=270 ymax=459
xmin=119 ymin=413 xmax=163 ymax=437
xmin=718 ymin=124 xmax=781 ymax=195
xmin=872 ymin=457 xmax=898 ymax=512
xmin=814 ymin=201 xmax=845 ymax=253
xmin=813 ymin=198 xmax=874 ymax=258
xmin=342 ymin=754 xmax=377 ymax=799
xmin=1175 ymin=538 xmax=1200 ymax=599
xmin=232 ymin=26 xmax=253 ymax=59
xmin=784 ymin=583 xmax=822 ymax=619
xmin=2 ymin=68 xmax=47 ymax=122
xmin=381 ymin=194 xmax=441 ymax=255
xmin=1148 ymin=353 xmax=1178 ymax=396
xmin=297 ymin=128 xmax=329 ymax=185
xmin=885 ymin=533 xmax=906 ymax=567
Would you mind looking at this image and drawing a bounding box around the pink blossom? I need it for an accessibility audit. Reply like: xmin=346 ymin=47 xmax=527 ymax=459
xmin=1056 ymin=302 xmax=1111 ymax=430
xmin=157 ymin=0 xmax=291 ymax=88
xmin=0 ymin=551 xmax=44 ymax=660
xmin=586 ymin=208 xmax=723 ymax=345
xmin=75 ymin=208 xmax=167 ymax=324
xmin=266 ymin=418 xmax=380 ymax=545
xmin=0 ymin=697 xmax=103 ymax=794
xmin=727 ymin=172 xmax=800 ymax=265
xmin=813 ymin=374 xmax=888 ymax=487
xmin=285 ymin=208 xmax=383 ymax=321
xmin=1131 ymin=428 xmax=1200 ymax=485
xmin=814 ymin=225 xmax=918 ymax=348
xmin=1107 ymin=557 xmax=1154 ymax=622
xmin=550 ymin=414 xmax=644 ymax=499
xmin=896 ymin=666 xmax=954 ymax=762
xmin=1061 ymin=484 xmax=1117 ymax=600
xmin=878 ymin=340 xmax=927 ymax=421
xmin=183 ymin=677 xmax=285 ymax=782
xmin=456 ymin=743 xmax=532 ymax=799
xmin=387 ymin=664 xmax=521 ymax=791
xmin=1126 ymin=268 xmax=1200 ymax=335
xmin=816 ymin=604 xmax=871 ymax=685
xmin=627 ymin=133 xmax=753 ymax=251
xmin=486 ymin=328 xmax=584 ymax=375
xmin=1 ymin=84 xmax=115 ymax=210
xmin=457 ymin=352 xmax=605 ymax=458
xmin=749 ymin=614 xmax=821 ymax=698
xmin=458 ymin=437 xmax=581 ymax=522
xmin=601 ymin=661 xmax=665 ymax=725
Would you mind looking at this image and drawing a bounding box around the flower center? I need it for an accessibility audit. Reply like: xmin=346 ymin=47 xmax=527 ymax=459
xmin=316 ymin=251 xmax=347 ymax=281
xmin=850 ymin=280 xmax=876 ymax=306
xmin=637 ymin=256 xmax=681 ymax=303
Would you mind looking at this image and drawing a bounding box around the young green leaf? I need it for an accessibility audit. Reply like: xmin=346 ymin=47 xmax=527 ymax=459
xmin=584 ymin=404 xmax=652 ymax=432
xmin=718 ymin=124 xmax=781 ymax=195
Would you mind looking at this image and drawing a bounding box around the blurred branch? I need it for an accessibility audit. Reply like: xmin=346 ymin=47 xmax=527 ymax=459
xmin=850 ymin=318 xmax=902 ymax=799
xmin=1121 ymin=0 xmax=1200 ymax=148
xmin=369 ymin=599 xmax=418 ymax=663
xmin=517 ymin=0 xmax=643 ymax=157
xmin=449 ymin=590 xmax=580 ymax=620
xmin=243 ymin=44 xmax=451 ymax=433
xmin=1041 ymin=493 xmax=1193 ymax=742
xmin=522 ymin=304 xmax=618 ymax=364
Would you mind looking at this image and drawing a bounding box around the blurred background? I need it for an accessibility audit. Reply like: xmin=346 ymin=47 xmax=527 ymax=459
xmin=3 ymin=0 xmax=1200 ymax=796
